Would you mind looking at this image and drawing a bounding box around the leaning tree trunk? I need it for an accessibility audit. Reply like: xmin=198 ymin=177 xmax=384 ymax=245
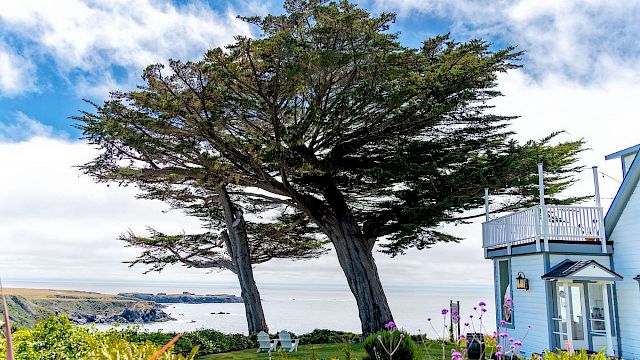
xmin=319 ymin=183 xmax=394 ymax=335
xmin=218 ymin=186 xmax=268 ymax=335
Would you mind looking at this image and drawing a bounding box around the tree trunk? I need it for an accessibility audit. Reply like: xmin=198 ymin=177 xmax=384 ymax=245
xmin=318 ymin=183 xmax=394 ymax=334
xmin=330 ymin=224 xmax=393 ymax=334
xmin=219 ymin=186 xmax=269 ymax=335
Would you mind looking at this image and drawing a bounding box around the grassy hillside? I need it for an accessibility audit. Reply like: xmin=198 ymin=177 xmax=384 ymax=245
xmin=2 ymin=288 xmax=152 ymax=329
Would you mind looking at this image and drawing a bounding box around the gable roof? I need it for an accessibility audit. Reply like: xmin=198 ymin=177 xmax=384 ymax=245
xmin=542 ymin=260 xmax=623 ymax=281
xmin=605 ymin=148 xmax=640 ymax=238
xmin=604 ymin=144 xmax=640 ymax=161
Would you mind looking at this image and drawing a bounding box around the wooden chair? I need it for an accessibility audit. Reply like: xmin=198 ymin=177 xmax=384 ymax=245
xmin=277 ymin=330 xmax=299 ymax=352
xmin=256 ymin=331 xmax=277 ymax=353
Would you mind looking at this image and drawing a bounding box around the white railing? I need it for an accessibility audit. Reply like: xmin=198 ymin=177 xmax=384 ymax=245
xmin=482 ymin=205 xmax=606 ymax=251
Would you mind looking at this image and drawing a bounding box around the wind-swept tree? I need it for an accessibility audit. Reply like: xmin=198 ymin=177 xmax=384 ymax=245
xmin=77 ymin=0 xmax=585 ymax=333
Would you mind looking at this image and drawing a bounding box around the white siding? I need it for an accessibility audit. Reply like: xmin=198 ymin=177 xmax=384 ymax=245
xmin=495 ymin=254 xmax=550 ymax=356
xmin=610 ymin=178 xmax=640 ymax=359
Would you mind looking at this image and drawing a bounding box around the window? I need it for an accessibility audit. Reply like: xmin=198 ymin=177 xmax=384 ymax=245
xmin=498 ymin=260 xmax=513 ymax=323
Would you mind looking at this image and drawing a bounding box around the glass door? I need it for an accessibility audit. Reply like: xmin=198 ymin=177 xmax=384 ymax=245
xmin=556 ymin=283 xmax=589 ymax=351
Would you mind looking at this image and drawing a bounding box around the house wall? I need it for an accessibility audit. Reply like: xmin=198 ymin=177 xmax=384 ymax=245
xmin=610 ymin=178 xmax=640 ymax=359
xmin=494 ymin=253 xmax=550 ymax=356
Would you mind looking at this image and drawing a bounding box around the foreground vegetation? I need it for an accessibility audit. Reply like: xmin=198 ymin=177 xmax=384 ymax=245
xmin=197 ymin=342 xmax=447 ymax=360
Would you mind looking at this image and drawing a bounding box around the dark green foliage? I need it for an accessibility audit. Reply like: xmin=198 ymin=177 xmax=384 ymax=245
xmin=124 ymin=329 xmax=254 ymax=356
xmin=363 ymin=330 xmax=417 ymax=360
xmin=299 ymin=329 xmax=360 ymax=344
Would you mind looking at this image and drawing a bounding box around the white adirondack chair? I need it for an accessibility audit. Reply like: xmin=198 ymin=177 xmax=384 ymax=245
xmin=256 ymin=331 xmax=277 ymax=353
xmin=277 ymin=330 xmax=299 ymax=352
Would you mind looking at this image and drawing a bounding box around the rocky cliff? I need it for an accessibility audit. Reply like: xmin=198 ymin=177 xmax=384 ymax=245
xmin=3 ymin=288 xmax=173 ymax=328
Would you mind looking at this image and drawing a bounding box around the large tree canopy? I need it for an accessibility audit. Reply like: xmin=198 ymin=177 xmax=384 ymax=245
xmin=77 ymin=0 xmax=585 ymax=333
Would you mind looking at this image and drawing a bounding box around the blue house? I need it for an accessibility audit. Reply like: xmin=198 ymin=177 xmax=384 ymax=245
xmin=483 ymin=144 xmax=640 ymax=358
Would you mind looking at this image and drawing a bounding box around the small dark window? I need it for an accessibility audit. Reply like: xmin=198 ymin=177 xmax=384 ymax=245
xmin=498 ymin=260 xmax=512 ymax=323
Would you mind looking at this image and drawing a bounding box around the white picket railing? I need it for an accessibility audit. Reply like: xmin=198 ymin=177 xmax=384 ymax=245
xmin=482 ymin=205 xmax=606 ymax=251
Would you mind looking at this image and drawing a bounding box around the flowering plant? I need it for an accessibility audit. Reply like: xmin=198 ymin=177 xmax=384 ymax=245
xmin=424 ymin=299 xmax=530 ymax=360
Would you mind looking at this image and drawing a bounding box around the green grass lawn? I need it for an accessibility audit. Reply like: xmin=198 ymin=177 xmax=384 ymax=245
xmin=197 ymin=342 xmax=451 ymax=360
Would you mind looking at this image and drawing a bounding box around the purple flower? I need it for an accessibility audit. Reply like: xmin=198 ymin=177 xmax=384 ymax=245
xmin=499 ymin=332 xmax=509 ymax=338
xmin=481 ymin=308 xmax=487 ymax=313
xmin=473 ymin=306 xmax=477 ymax=311
xmin=458 ymin=335 xmax=466 ymax=340
xmin=496 ymin=345 xmax=503 ymax=350
xmin=452 ymin=349 xmax=464 ymax=360
xmin=479 ymin=301 xmax=487 ymax=307
xmin=385 ymin=321 xmax=396 ymax=330
xmin=499 ymin=320 xmax=507 ymax=326
xmin=427 ymin=317 xmax=432 ymax=322
xmin=464 ymin=322 xmax=469 ymax=327
xmin=496 ymin=352 xmax=503 ymax=357
xmin=510 ymin=345 xmax=516 ymax=349
xmin=505 ymin=297 xmax=513 ymax=303
xmin=509 ymin=338 xmax=514 ymax=343
xmin=442 ymin=308 xmax=449 ymax=315
xmin=514 ymin=341 xmax=523 ymax=346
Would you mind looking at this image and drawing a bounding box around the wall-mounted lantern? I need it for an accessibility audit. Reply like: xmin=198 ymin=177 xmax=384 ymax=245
xmin=516 ymin=272 xmax=529 ymax=291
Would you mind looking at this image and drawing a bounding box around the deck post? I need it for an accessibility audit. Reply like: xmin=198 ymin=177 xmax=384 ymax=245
xmin=592 ymin=167 xmax=607 ymax=253
xmin=484 ymin=188 xmax=490 ymax=257
xmin=601 ymin=283 xmax=614 ymax=356
xmin=485 ymin=188 xmax=490 ymax=222
xmin=565 ymin=282 xmax=575 ymax=353
xmin=535 ymin=208 xmax=541 ymax=252
xmin=539 ymin=163 xmax=549 ymax=251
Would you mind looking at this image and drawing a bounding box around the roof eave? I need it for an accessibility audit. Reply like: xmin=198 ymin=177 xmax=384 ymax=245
xmin=605 ymin=151 xmax=640 ymax=238
xmin=605 ymin=144 xmax=640 ymax=160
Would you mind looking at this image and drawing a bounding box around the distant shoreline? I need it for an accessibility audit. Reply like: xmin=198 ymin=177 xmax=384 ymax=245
xmin=119 ymin=291 xmax=243 ymax=304
xmin=2 ymin=287 xmax=240 ymax=329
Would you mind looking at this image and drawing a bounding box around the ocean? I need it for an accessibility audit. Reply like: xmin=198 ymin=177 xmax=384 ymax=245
xmin=6 ymin=279 xmax=496 ymax=336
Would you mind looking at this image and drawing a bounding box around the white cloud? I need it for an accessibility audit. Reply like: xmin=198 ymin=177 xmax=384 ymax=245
xmin=0 ymin=112 xmax=60 ymax=142
xmin=0 ymin=41 xmax=37 ymax=96
xmin=0 ymin=0 xmax=253 ymax=96
xmin=0 ymin=136 xmax=216 ymax=281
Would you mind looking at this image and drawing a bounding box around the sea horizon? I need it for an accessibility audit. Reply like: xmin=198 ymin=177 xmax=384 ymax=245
xmin=5 ymin=277 xmax=496 ymax=335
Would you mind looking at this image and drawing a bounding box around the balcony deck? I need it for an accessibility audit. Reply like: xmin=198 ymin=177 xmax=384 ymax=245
xmin=482 ymin=205 xmax=609 ymax=255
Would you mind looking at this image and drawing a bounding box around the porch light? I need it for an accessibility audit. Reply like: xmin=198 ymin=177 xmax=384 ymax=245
xmin=516 ymin=272 xmax=529 ymax=291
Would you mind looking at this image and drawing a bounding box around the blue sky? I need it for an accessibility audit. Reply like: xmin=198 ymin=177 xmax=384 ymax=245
xmin=1 ymin=0 xmax=639 ymax=291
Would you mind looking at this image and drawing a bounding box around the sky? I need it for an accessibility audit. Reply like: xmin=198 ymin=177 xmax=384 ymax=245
xmin=0 ymin=0 xmax=639 ymax=293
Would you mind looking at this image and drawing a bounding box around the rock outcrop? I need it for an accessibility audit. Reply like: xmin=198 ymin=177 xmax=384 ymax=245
xmin=119 ymin=292 xmax=243 ymax=304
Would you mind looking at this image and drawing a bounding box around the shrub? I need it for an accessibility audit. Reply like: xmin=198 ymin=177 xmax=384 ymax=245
xmin=124 ymin=328 xmax=253 ymax=356
xmin=0 ymin=315 xmax=197 ymax=360
xmin=363 ymin=329 xmax=417 ymax=360
xmin=299 ymin=329 xmax=360 ymax=344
